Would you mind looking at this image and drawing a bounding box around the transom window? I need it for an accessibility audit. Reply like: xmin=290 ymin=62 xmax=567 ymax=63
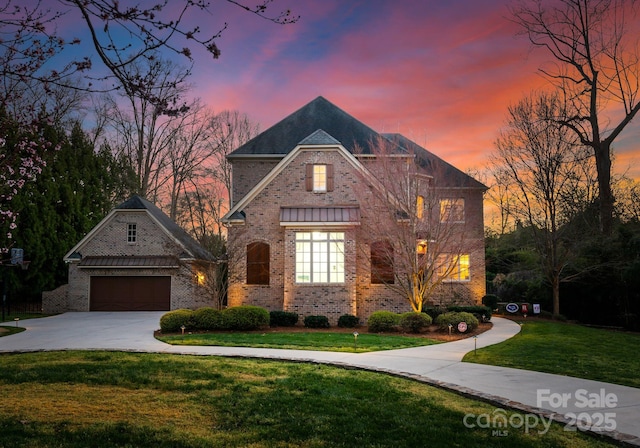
xmin=440 ymin=199 xmax=465 ymax=223
xmin=296 ymin=231 xmax=345 ymax=283
xmin=127 ymin=223 xmax=137 ymax=243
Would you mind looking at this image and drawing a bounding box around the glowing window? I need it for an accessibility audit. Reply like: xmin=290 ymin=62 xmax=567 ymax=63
xmin=296 ymin=232 xmax=344 ymax=283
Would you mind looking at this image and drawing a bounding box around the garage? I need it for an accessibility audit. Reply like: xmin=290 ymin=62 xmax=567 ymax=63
xmin=90 ymin=276 xmax=171 ymax=311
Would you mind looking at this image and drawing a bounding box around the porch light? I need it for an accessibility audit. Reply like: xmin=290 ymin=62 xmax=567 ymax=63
xmin=196 ymin=271 xmax=205 ymax=285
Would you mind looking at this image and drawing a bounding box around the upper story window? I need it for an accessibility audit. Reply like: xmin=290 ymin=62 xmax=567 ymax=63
xmin=440 ymin=198 xmax=465 ymax=223
xmin=306 ymin=164 xmax=334 ymax=192
xmin=127 ymin=223 xmax=137 ymax=243
xmin=296 ymin=231 xmax=344 ymax=283
xmin=247 ymin=242 xmax=270 ymax=285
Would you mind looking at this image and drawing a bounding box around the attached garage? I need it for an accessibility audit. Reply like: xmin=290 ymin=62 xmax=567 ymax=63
xmin=90 ymin=276 xmax=171 ymax=311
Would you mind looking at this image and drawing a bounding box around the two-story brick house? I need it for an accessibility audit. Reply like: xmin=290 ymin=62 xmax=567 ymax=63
xmin=222 ymin=96 xmax=486 ymax=324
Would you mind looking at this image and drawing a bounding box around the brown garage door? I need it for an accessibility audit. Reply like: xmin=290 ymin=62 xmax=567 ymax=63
xmin=90 ymin=276 xmax=171 ymax=311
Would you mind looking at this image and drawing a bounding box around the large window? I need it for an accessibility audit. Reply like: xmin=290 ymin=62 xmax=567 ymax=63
xmin=440 ymin=198 xmax=465 ymax=223
xmin=371 ymin=240 xmax=394 ymax=284
xmin=247 ymin=242 xmax=270 ymax=285
xmin=438 ymin=254 xmax=470 ymax=281
xmin=296 ymin=232 xmax=344 ymax=283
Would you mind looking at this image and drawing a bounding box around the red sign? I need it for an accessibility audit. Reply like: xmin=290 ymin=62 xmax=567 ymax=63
xmin=457 ymin=322 xmax=468 ymax=333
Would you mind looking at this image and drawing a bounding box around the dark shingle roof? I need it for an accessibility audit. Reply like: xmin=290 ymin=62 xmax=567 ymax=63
xmin=227 ymin=96 xmax=486 ymax=190
xmin=228 ymin=96 xmax=380 ymax=157
xmin=382 ymin=133 xmax=487 ymax=190
xmin=116 ymin=195 xmax=215 ymax=261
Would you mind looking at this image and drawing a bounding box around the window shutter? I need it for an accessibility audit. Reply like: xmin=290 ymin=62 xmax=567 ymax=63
xmin=247 ymin=242 xmax=270 ymax=285
xmin=326 ymin=164 xmax=334 ymax=191
xmin=305 ymin=164 xmax=313 ymax=191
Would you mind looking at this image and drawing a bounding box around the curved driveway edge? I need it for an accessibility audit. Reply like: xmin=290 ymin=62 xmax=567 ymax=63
xmin=1 ymin=313 xmax=639 ymax=446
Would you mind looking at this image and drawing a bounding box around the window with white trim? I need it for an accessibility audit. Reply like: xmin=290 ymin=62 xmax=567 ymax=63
xmin=127 ymin=223 xmax=137 ymax=243
xmin=313 ymin=165 xmax=327 ymax=192
xmin=295 ymin=231 xmax=345 ymax=283
xmin=438 ymin=254 xmax=470 ymax=281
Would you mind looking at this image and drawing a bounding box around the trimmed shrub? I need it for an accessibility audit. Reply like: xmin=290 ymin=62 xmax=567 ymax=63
xmin=159 ymin=309 xmax=194 ymax=333
xmin=423 ymin=306 xmax=446 ymax=320
xmin=193 ymin=307 xmax=223 ymax=331
xmin=482 ymin=294 xmax=499 ymax=311
xmin=399 ymin=312 xmax=432 ymax=333
xmin=447 ymin=305 xmax=492 ymax=321
xmin=435 ymin=311 xmax=479 ymax=333
xmin=304 ymin=315 xmax=330 ymax=328
xmin=367 ymin=311 xmax=400 ymax=333
xmin=270 ymin=310 xmax=299 ymax=327
xmin=221 ymin=305 xmax=270 ymax=331
xmin=337 ymin=314 xmax=359 ymax=328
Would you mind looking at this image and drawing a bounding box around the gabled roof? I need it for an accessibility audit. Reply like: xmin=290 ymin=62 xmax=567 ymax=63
xmin=64 ymin=195 xmax=215 ymax=262
xmin=226 ymin=96 xmax=486 ymax=191
xmin=227 ymin=96 xmax=380 ymax=157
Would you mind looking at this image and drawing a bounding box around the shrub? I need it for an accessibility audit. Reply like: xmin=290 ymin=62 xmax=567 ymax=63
xmin=270 ymin=310 xmax=299 ymax=327
xmin=304 ymin=315 xmax=330 ymax=328
xmin=193 ymin=307 xmax=223 ymax=331
xmin=447 ymin=305 xmax=492 ymax=321
xmin=221 ymin=306 xmax=270 ymax=331
xmin=423 ymin=306 xmax=446 ymax=320
xmin=399 ymin=312 xmax=432 ymax=333
xmin=435 ymin=312 xmax=479 ymax=333
xmin=337 ymin=314 xmax=359 ymax=328
xmin=482 ymin=294 xmax=499 ymax=311
xmin=159 ymin=309 xmax=194 ymax=333
xmin=367 ymin=311 xmax=400 ymax=333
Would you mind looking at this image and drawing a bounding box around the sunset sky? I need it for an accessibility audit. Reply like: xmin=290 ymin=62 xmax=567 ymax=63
xmin=58 ymin=0 xmax=640 ymax=178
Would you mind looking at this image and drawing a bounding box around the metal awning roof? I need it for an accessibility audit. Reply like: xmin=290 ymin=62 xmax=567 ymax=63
xmin=78 ymin=256 xmax=180 ymax=269
xmin=280 ymin=206 xmax=360 ymax=226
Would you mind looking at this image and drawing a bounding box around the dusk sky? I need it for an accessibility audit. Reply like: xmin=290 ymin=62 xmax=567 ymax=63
xmin=59 ymin=0 xmax=640 ymax=178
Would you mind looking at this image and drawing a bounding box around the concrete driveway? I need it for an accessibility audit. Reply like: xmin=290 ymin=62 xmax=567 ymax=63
xmin=1 ymin=313 xmax=639 ymax=446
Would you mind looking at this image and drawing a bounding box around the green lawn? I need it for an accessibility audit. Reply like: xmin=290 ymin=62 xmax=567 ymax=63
xmin=464 ymin=319 xmax=640 ymax=388
xmin=0 ymin=351 xmax=617 ymax=447
xmin=157 ymin=331 xmax=441 ymax=352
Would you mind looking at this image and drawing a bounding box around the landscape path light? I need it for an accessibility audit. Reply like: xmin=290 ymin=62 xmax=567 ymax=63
xmin=353 ymin=331 xmax=359 ymax=352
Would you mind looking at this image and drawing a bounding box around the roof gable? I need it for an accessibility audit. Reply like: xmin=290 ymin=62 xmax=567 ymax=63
xmin=64 ymin=195 xmax=215 ymax=262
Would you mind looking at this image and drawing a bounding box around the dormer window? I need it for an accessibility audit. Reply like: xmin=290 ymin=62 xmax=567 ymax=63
xmin=306 ymin=164 xmax=334 ymax=192
xmin=127 ymin=223 xmax=137 ymax=243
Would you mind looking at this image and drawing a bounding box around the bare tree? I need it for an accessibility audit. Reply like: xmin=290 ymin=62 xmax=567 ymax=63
xmin=511 ymin=0 xmax=640 ymax=234
xmin=491 ymin=91 xmax=593 ymax=315
xmin=101 ymin=56 xmax=192 ymax=198
xmin=0 ymin=0 xmax=297 ymax=103
xmin=355 ymin=136 xmax=482 ymax=313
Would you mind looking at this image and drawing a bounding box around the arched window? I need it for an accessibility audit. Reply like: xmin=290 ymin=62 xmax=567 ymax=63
xmin=247 ymin=242 xmax=270 ymax=285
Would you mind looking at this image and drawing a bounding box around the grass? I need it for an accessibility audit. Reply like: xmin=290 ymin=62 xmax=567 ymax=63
xmin=0 ymin=326 xmax=25 ymax=337
xmin=157 ymin=331 xmax=442 ymax=352
xmin=463 ymin=318 xmax=640 ymax=388
xmin=0 ymin=351 xmax=618 ymax=447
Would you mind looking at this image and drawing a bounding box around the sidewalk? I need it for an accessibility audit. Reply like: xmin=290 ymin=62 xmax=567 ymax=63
xmin=1 ymin=313 xmax=639 ymax=445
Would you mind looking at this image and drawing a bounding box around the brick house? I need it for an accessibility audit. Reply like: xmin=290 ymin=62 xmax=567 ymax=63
xmin=222 ymin=96 xmax=487 ymax=324
xmin=43 ymin=195 xmax=215 ymax=313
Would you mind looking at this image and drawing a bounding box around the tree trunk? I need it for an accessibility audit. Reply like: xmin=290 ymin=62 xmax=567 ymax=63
xmin=594 ymin=137 xmax=614 ymax=235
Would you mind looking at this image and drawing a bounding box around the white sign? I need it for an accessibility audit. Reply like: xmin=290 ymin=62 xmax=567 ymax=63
xmin=505 ymin=303 xmax=519 ymax=313
xmin=533 ymin=304 xmax=541 ymax=314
